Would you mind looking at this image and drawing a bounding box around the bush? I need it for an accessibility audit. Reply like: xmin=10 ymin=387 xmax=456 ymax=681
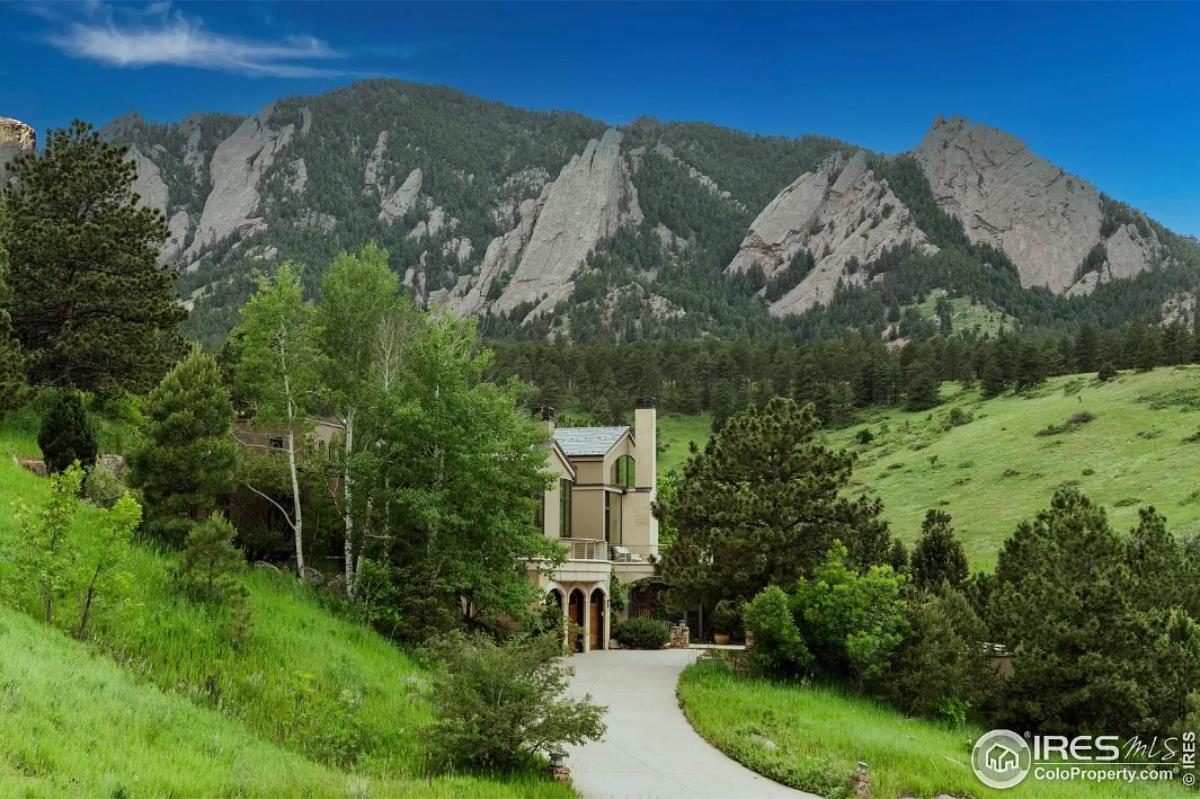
xmin=83 ymin=460 xmax=125 ymax=509
xmin=712 ymin=599 xmax=740 ymax=635
xmin=424 ymin=631 xmax=606 ymax=770
xmin=742 ymin=585 xmax=811 ymax=676
xmin=37 ymin=391 xmax=97 ymax=474
xmin=1098 ymin=362 xmax=1117 ymax=382
xmin=614 ymin=617 xmax=670 ymax=649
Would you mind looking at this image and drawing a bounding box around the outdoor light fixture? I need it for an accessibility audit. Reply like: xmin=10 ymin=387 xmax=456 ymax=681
xmin=550 ymin=751 xmax=566 ymax=769
xmin=857 ymin=761 xmax=869 ymax=776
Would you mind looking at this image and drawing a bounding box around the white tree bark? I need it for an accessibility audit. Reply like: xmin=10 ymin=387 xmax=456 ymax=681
xmin=284 ymin=375 xmax=305 ymax=579
xmin=342 ymin=410 xmax=355 ymax=597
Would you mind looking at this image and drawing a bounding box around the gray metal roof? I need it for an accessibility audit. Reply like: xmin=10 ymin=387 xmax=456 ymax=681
xmin=553 ymin=426 xmax=630 ymax=457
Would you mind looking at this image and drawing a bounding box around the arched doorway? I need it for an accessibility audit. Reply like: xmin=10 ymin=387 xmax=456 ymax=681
xmin=589 ymin=587 xmax=606 ymax=651
xmin=545 ymin=588 xmax=565 ymax=646
xmin=568 ymin=589 xmax=585 ymax=652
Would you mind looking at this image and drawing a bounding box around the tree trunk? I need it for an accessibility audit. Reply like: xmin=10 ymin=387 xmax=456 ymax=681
xmin=342 ymin=412 xmax=355 ymax=597
xmin=286 ymin=389 xmax=305 ymax=579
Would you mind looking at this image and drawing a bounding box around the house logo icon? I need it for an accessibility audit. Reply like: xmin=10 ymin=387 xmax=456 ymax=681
xmin=972 ymin=729 xmax=1031 ymax=789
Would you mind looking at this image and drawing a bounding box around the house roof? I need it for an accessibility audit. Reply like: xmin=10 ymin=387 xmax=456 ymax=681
xmin=553 ymin=426 xmax=630 ymax=457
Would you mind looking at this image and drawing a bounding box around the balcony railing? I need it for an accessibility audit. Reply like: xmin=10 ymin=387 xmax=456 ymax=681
xmin=561 ymin=538 xmax=608 ymax=561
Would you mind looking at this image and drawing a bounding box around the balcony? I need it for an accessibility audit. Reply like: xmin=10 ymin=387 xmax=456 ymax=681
xmin=561 ymin=537 xmax=608 ymax=561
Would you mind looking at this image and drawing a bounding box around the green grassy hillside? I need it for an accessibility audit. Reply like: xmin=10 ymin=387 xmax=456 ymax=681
xmin=679 ymin=659 xmax=1191 ymax=799
xmin=0 ymin=419 xmax=572 ymax=798
xmin=655 ymin=367 xmax=1200 ymax=572
xmin=828 ymin=366 xmax=1200 ymax=570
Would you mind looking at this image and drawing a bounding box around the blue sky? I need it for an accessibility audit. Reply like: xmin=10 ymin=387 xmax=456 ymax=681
xmin=2 ymin=1 xmax=1197 ymax=235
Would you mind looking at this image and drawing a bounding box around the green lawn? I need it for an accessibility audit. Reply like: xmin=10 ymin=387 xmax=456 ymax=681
xmin=0 ymin=417 xmax=573 ymax=799
xmin=825 ymin=366 xmax=1200 ymax=570
xmin=657 ymin=413 xmax=712 ymax=476
xmin=678 ymin=659 xmax=1193 ymax=799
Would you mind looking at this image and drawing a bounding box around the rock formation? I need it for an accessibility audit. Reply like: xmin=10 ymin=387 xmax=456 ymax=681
xmin=185 ymin=106 xmax=294 ymax=260
xmin=491 ymin=129 xmax=642 ymax=315
xmin=128 ymin=145 xmax=170 ymax=214
xmin=913 ymin=116 xmax=1159 ymax=293
xmin=379 ymin=168 xmax=423 ymax=224
xmin=0 ymin=117 xmax=35 ymax=181
xmin=727 ymin=151 xmax=935 ymax=315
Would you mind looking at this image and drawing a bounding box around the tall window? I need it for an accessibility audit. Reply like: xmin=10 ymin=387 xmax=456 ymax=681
xmin=559 ymin=478 xmax=572 ymax=537
xmin=613 ymin=455 xmax=636 ymax=489
xmin=534 ymin=492 xmax=545 ymax=532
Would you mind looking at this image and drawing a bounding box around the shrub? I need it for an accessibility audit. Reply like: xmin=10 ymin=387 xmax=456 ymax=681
xmin=614 ymin=617 xmax=670 ymax=649
xmin=37 ymin=391 xmax=97 ymax=474
xmin=1098 ymin=362 xmax=1117 ymax=382
xmin=424 ymin=631 xmax=606 ymax=771
xmin=741 ymin=585 xmax=811 ymax=676
xmin=83 ymin=460 xmax=125 ymax=509
xmin=947 ymin=407 xmax=972 ymax=427
xmin=712 ymin=599 xmax=740 ymax=635
xmin=855 ymin=428 xmax=874 ymax=445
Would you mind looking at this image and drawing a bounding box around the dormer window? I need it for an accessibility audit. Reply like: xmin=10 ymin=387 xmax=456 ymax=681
xmin=613 ymin=455 xmax=636 ymax=489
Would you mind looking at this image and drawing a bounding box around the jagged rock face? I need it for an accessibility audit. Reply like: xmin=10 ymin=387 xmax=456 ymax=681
xmin=913 ymin=115 xmax=1160 ymax=293
xmin=0 ymin=117 xmax=35 ymax=181
xmin=492 ymin=129 xmax=642 ymax=315
xmin=727 ymin=151 xmax=935 ymax=315
xmin=444 ymin=193 xmax=546 ymax=317
xmin=129 ymin=145 xmax=170 ymax=214
xmin=379 ymin=168 xmax=422 ymax=224
xmin=186 ymin=106 xmax=294 ymax=259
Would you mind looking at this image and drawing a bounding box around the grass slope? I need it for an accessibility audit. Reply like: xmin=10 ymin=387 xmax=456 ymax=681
xmin=828 ymin=366 xmax=1200 ymax=569
xmin=679 ymin=659 xmax=1192 ymax=799
xmin=0 ymin=419 xmax=572 ymax=798
xmin=657 ymin=413 xmax=713 ymax=476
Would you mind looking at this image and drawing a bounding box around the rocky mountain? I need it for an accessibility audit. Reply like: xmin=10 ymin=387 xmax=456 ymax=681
xmin=0 ymin=118 xmax=35 ymax=182
xmin=4 ymin=80 xmax=1197 ymax=343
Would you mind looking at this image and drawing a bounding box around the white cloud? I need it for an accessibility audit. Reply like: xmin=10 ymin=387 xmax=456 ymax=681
xmin=45 ymin=4 xmax=348 ymax=78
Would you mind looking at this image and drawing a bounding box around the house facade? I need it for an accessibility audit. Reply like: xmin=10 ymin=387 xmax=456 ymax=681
xmin=527 ymin=398 xmax=660 ymax=652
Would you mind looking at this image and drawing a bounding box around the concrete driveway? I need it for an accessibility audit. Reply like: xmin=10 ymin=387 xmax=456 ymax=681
xmin=564 ymin=649 xmax=820 ymax=799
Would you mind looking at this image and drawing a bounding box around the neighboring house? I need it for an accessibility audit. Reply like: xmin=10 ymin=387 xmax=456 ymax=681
xmin=527 ymin=398 xmax=660 ymax=652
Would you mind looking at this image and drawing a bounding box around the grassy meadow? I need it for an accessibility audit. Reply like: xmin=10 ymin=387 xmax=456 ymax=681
xmin=0 ymin=417 xmax=573 ymax=798
xmin=656 ymin=366 xmax=1200 ymax=571
xmin=678 ymin=659 xmax=1193 ymax=799
xmin=828 ymin=365 xmax=1200 ymax=570
xmin=656 ymin=412 xmax=713 ymax=475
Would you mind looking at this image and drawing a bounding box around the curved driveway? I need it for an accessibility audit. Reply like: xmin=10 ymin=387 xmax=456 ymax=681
xmin=564 ymin=649 xmax=820 ymax=799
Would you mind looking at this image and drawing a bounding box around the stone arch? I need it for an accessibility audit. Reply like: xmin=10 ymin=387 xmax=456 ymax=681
xmin=568 ymin=588 xmax=586 ymax=653
xmin=589 ymin=586 xmax=608 ymax=651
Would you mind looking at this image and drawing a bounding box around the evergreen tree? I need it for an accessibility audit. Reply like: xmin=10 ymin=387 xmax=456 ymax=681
xmin=176 ymin=512 xmax=246 ymax=604
xmin=980 ymin=356 xmax=1007 ymax=398
xmin=658 ymin=397 xmax=893 ymax=610
xmin=910 ymin=510 xmax=968 ymax=592
xmin=0 ymin=201 xmax=24 ymax=408
xmin=128 ymin=345 xmax=240 ymax=546
xmin=3 ymin=121 xmax=184 ymax=392
xmin=1073 ymin=324 xmax=1101 ymax=373
xmin=38 ymin=391 xmax=97 ymax=474
xmin=904 ymin=361 xmax=940 ymax=411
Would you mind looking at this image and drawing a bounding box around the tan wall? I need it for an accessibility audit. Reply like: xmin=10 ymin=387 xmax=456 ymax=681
xmin=542 ymin=445 xmax=574 ymax=539
xmin=571 ymin=487 xmax=606 ymax=541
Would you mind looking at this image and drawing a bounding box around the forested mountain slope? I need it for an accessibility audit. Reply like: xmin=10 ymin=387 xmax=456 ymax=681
xmin=38 ymin=79 xmax=1198 ymax=343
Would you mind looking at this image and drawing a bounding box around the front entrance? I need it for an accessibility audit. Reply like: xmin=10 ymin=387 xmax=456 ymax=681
xmin=589 ymin=588 xmax=605 ymax=650
xmin=568 ymin=589 xmax=585 ymax=652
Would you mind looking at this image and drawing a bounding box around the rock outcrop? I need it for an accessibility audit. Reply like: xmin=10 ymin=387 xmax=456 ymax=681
xmin=185 ymin=106 xmax=294 ymax=259
xmin=491 ymin=129 xmax=642 ymax=315
xmin=379 ymin=168 xmax=423 ymax=224
xmin=0 ymin=117 xmax=35 ymax=181
xmin=727 ymin=151 xmax=935 ymax=315
xmin=444 ymin=193 xmax=546 ymax=317
xmin=129 ymin=145 xmax=169 ymax=214
xmin=913 ymin=116 xmax=1160 ymax=293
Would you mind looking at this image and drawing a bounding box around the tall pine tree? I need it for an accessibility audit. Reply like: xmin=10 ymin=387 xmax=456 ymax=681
xmin=3 ymin=121 xmax=183 ymax=393
xmin=128 ymin=345 xmax=240 ymax=545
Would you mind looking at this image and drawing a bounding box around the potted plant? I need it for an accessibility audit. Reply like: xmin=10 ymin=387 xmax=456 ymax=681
xmin=711 ymin=599 xmax=739 ymax=646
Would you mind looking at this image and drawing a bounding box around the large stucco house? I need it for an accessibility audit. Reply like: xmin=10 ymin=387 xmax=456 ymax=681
xmin=527 ymin=398 xmax=660 ymax=652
